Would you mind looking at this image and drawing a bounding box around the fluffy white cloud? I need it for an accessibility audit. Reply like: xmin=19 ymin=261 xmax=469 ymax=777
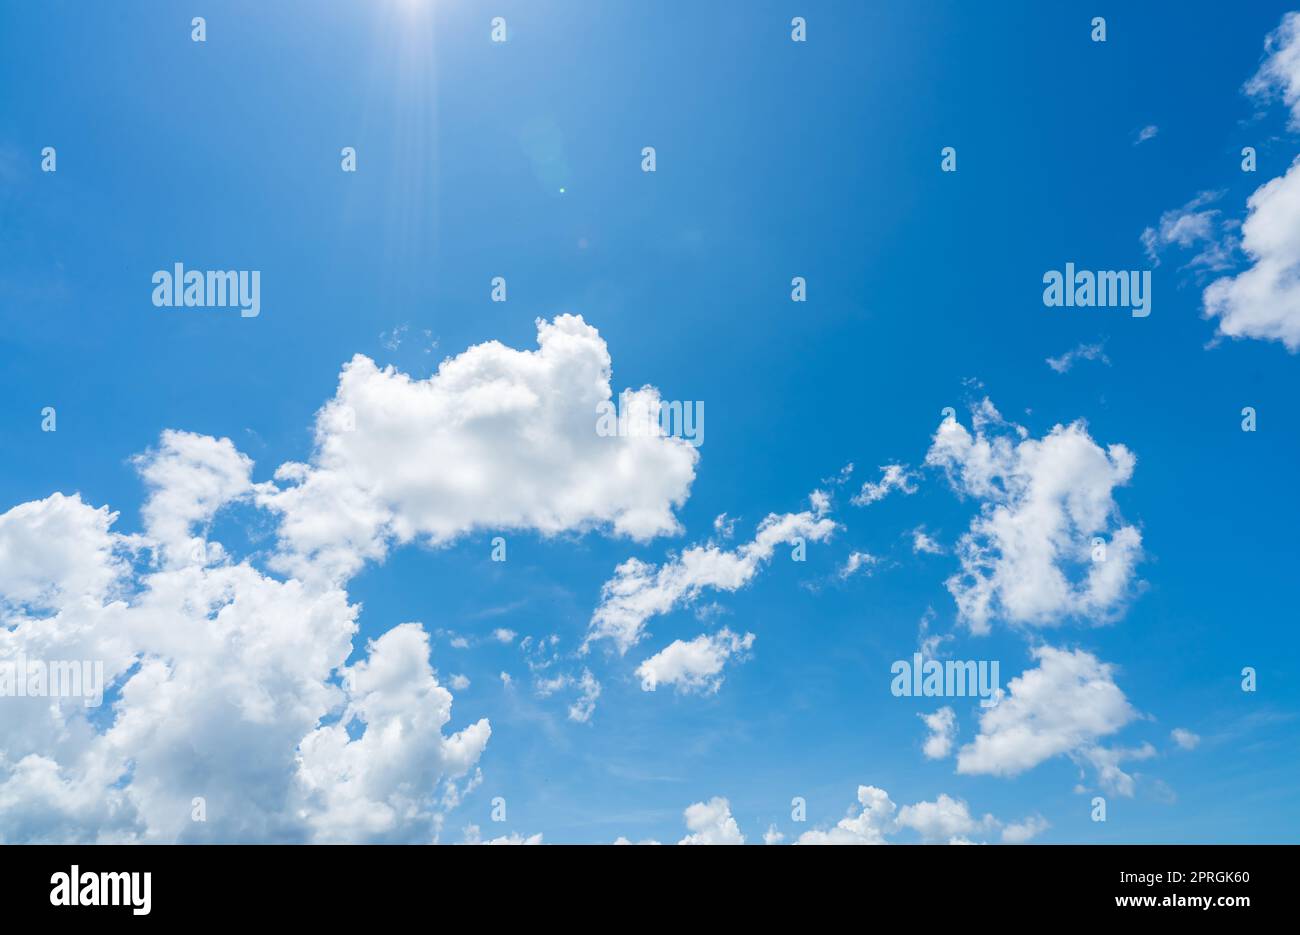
xmin=851 ymin=464 xmax=916 ymax=506
xmin=1192 ymin=15 xmax=1300 ymax=350
xmin=133 ymin=430 xmax=256 ymax=564
xmin=926 ymin=400 xmax=1142 ymax=633
xmin=0 ymin=480 xmax=489 ymax=844
xmin=678 ymin=796 xmax=745 ymax=845
xmin=896 ymin=793 xmax=995 ymax=844
xmin=1203 ymin=157 xmax=1300 ymax=350
xmin=585 ymin=495 xmax=835 ymax=653
xmin=635 ymin=628 xmax=755 ymax=694
xmin=920 ymin=706 xmax=957 ymax=759
xmin=1002 ymin=815 xmax=1049 ymax=844
xmin=796 ymin=786 xmax=1012 ymax=846
xmin=1171 ymin=727 xmax=1200 ymax=750
xmin=956 ymin=646 xmax=1138 ymax=783
xmin=796 ymin=785 xmax=898 ymax=845
xmin=0 ymin=494 xmax=126 ymax=611
xmin=296 ymin=624 xmax=490 ymax=842
xmin=260 ymin=315 xmax=698 ymax=582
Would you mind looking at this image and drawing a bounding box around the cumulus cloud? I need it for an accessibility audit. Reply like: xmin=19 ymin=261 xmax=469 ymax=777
xmin=956 ymin=646 xmax=1138 ymax=786
xmin=133 ymin=430 xmax=257 ymax=563
xmin=0 ymin=317 xmax=698 ymax=843
xmin=1203 ymin=158 xmax=1300 ymax=350
xmin=920 ymin=706 xmax=957 ymax=759
xmin=0 ymin=487 xmax=487 ymax=843
xmin=585 ymin=495 xmax=835 ymax=653
xmin=796 ymin=786 xmax=1015 ymax=846
xmin=635 ymin=628 xmax=755 ymax=694
xmin=296 ymin=624 xmax=491 ymax=843
xmin=851 ymin=464 xmax=916 ymax=506
xmin=1002 ymin=815 xmax=1050 ymax=844
xmin=926 ymin=400 xmax=1143 ymax=633
xmin=1189 ymin=15 xmax=1300 ymax=350
xmin=678 ymin=797 xmax=745 ymax=845
xmin=1171 ymin=727 xmax=1200 ymax=750
xmin=0 ymin=494 xmax=127 ymax=611
xmin=259 ymin=315 xmax=698 ymax=582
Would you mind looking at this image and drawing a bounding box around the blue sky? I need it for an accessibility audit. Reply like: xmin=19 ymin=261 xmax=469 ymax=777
xmin=1 ymin=1 xmax=1298 ymax=844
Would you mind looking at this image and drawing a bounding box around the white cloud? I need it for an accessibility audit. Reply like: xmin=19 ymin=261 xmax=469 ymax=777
xmin=763 ymin=824 xmax=785 ymax=845
xmin=796 ymin=786 xmax=1012 ymax=846
xmin=839 ymin=551 xmax=879 ymax=579
xmin=0 ymin=318 xmax=710 ymax=843
xmin=1171 ymin=727 xmax=1200 ymax=750
xmin=920 ymin=706 xmax=957 ymax=759
xmin=462 ymin=824 xmax=543 ymax=845
xmin=258 ymin=315 xmax=698 ymax=583
xmin=449 ymin=674 xmax=470 ymax=691
xmin=1204 ymin=157 xmax=1300 ymax=350
xmin=1246 ymin=12 xmax=1300 ymax=127
xmin=1046 ymin=341 xmax=1111 ymax=374
xmin=492 ymin=628 xmax=516 ymax=644
xmin=635 ymin=628 xmax=755 ymax=695
xmin=1140 ymin=191 xmax=1235 ymax=272
xmin=0 ymin=485 xmax=488 ymax=843
xmin=796 ymin=785 xmax=897 ymax=845
xmin=911 ymin=528 xmax=944 ymax=555
xmin=1002 ymin=815 xmax=1049 ymax=844
xmin=896 ymin=793 xmax=995 ymax=844
xmin=0 ymin=493 xmax=126 ymax=611
xmin=296 ymin=624 xmax=491 ymax=843
xmin=134 ymin=429 xmax=257 ymax=564
xmin=926 ymin=401 xmax=1143 ymax=633
xmin=956 ymin=646 xmax=1138 ymax=783
xmin=567 ymin=669 xmax=601 ymax=723
xmin=585 ymin=495 xmax=835 ymax=653
xmin=1078 ymin=742 xmax=1156 ymax=797
xmin=851 ymin=464 xmax=916 ymax=506
xmin=1134 ymin=124 xmax=1159 ymax=145
xmin=678 ymin=797 xmax=744 ymax=845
